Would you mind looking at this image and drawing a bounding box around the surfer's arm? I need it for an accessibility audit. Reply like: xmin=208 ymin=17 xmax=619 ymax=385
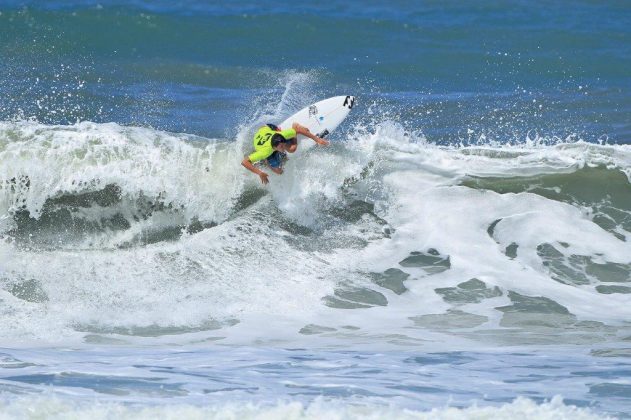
xmin=286 ymin=138 xmax=298 ymax=153
xmin=292 ymin=122 xmax=330 ymax=146
xmin=241 ymin=157 xmax=269 ymax=185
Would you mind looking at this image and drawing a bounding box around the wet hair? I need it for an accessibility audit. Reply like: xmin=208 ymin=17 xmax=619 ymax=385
xmin=271 ymin=133 xmax=286 ymax=148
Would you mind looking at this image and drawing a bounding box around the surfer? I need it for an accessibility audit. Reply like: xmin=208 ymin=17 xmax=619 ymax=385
xmin=241 ymin=122 xmax=329 ymax=184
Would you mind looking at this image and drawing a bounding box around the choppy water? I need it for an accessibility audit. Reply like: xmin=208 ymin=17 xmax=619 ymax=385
xmin=1 ymin=1 xmax=631 ymax=418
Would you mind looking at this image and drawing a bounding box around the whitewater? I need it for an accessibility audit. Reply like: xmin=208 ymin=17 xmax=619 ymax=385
xmin=1 ymin=114 xmax=630 ymax=417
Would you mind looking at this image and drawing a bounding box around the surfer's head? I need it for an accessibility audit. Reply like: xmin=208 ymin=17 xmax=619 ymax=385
xmin=271 ymin=133 xmax=288 ymax=150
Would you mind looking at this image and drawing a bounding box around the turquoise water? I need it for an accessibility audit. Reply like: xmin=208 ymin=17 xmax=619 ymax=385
xmin=1 ymin=1 xmax=630 ymax=141
xmin=1 ymin=1 xmax=631 ymax=418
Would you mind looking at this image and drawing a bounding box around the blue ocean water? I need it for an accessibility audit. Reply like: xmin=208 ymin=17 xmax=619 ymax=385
xmin=1 ymin=1 xmax=631 ymax=418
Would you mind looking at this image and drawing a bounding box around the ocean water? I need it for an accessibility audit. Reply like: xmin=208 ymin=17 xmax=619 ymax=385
xmin=1 ymin=1 xmax=631 ymax=418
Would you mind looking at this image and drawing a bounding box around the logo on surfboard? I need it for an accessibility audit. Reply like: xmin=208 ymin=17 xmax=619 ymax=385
xmin=317 ymin=129 xmax=330 ymax=138
xmin=343 ymin=96 xmax=355 ymax=109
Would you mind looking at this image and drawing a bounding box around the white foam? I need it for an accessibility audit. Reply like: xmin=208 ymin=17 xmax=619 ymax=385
xmin=0 ymin=395 xmax=609 ymax=420
xmin=1 ymin=119 xmax=631 ymax=346
xmin=0 ymin=120 xmax=245 ymax=231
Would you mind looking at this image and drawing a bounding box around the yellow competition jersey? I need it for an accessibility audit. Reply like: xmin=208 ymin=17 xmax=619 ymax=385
xmin=248 ymin=126 xmax=297 ymax=163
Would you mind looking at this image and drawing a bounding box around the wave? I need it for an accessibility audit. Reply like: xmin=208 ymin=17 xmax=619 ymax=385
xmin=0 ymin=121 xmax=249 ymax=248
xmin=1 ymin=120 xmax=629 ymax=248
xmin=1 ymin=119 xmax=631 ymax=345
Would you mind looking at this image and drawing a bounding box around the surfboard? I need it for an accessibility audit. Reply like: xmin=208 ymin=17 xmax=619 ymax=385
xmin=279 ymin=95 xmax=355 ymax=140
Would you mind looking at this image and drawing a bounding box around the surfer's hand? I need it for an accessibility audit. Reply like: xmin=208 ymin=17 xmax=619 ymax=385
xmin=316 ymin=138 xmax=329 ymax=146
xmin=259 ymin=172 xmax=269 ymax=185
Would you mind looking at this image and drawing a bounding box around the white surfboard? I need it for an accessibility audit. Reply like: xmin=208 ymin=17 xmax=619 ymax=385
xmin=279 ymin=95 xmax=355 ymax=140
